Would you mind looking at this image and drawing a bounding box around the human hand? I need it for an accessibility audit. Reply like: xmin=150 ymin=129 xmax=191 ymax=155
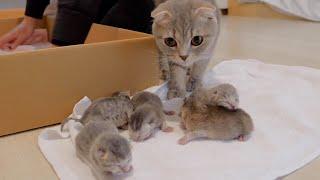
xmin=0 ymin=16 xmax=39 ymax=50
xmin=23 ymin=29 xmax=49 ymax=45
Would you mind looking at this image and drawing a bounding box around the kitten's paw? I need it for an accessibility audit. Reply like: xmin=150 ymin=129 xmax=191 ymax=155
xmin=186 ymin=78 xmax=202 ymax=92
xmin=160 ymin=69 xmax=170 ymax=81
xmin=237 ymin=135 xmax=249 ymax=142
xmin=162 ymin=126 xmax=174 ymax=133
xmin=178 ymin=136 xmax=189 ymax=145
xmin=167 ymin=89 xmax=186 ymax=99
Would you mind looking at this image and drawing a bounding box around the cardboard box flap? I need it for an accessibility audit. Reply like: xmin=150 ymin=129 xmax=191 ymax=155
xmin=85 ymin=24 xmax=151 ymax=44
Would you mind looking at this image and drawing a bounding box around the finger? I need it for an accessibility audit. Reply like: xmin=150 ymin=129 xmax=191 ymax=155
xmin=24 ymin=34 xmax=41 ymax=45
xmin=35 ymin=36 xmax=45 ymax=43
xmin=23 ymin=30 xmax=47 ymax=45
xmin=0 ymin=32 xmax=17 ymax=48
xmin=23 ymin=35 xmax=34 ymax=45
xmin=2 ymin=44 xmax=11 ymax=51
xmin=10 ymin=35 xmax=27 ymax=50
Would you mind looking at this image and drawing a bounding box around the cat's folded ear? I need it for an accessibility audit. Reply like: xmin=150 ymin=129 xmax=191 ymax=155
xmin=193 ymin=2 xmax=218 ymax=22
xmin=151 ymin=4 xmax=172 ymax=26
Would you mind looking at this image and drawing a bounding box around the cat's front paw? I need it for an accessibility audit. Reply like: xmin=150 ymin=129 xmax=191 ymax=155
xmin=186 ymin=78 xmax=202 ymax=92
xmin=178 ymin=136 xmax=189 ymax=145
xmin=160 ymin=69 xmax=170 ymax=81
xmin=167 ymin=88 xmax=186 ymax=99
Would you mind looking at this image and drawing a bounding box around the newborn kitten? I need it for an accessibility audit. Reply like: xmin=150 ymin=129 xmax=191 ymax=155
xmin=131 ymin=91 xmax=175 ymax=115
xmin=61 ymin=93 xmax=133 ymax=131
xmin=131 ymin=91 xmax=164 ymax=109
xmin=75 ymin=121 xmax=132 ymax=179
xmin=152 ymin=0 xmax=221 ymax=99
xmin=179 ymin=92 xmax=254 ymax=145
xmin=129 ymin=92 xmax=173 ymax=141
xmin=188 ymin=84 xmax=239 ymax=111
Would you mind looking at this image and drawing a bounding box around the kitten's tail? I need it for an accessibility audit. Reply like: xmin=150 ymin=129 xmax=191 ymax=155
xmin=60 ymin=117 xmax=81 ymax=132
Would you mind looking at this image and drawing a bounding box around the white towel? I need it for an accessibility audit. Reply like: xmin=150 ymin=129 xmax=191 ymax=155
xmin=0 ymin=42 xmax=53 ymax=55
xmin=261 ymin=0 xmax=320 ymax=21
xmin=38 ymin=60 xmax=320 ymax=180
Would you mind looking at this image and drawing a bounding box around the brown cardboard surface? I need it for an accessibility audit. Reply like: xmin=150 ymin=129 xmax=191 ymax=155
xmin=0 ymin=8 xmax=24 ymax=19
xmin=85 ymin=24 xmax=148 ymax=44
xmin=0 ymin=17 xmax=24 ymax=37
xmin=0 ymin=17 xmax=158 ymax=136
xmin=45 ymin=15 xmax=56 ymax=41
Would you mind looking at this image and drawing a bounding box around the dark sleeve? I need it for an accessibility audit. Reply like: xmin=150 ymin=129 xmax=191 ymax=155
xmin=25 ymin=0 xmax=50 ymax=19
xmin=100 ymin=0 xmax=154 ymax=34
xmin=51 ymin=0 xmax=118 ymax=46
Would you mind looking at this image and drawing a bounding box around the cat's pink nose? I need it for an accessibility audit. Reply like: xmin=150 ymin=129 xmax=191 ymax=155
xmin=180 ymin=55 xmax=188 ymax=61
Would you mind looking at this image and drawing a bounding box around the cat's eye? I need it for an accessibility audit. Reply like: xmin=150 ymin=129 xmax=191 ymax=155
xmin=164 ymin=37 xmax=177 ymax=47
xmin=191 ymin=36 xmax=204 ymax=46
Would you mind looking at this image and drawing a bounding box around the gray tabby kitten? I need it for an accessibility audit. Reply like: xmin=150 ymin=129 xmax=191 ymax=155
xmin=61 ymin=93 xmax=133 ymax=131
xmin=188 ymin=84 xmax=240 ymax=111
xmin=129 ymin=92 xmax=173 ymax=141
xmin=152 ymin=0 xmax=221 ymax=99
xmin=75 ymin=121 xmax=132 ymax=179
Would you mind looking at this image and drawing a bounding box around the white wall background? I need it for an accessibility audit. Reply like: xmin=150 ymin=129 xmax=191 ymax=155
xmin=216 ymin=0 xmax=228 ymax=9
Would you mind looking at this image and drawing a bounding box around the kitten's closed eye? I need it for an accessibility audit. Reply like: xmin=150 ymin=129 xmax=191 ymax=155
xmin=164 ymin=37 xmax=177 ymax=47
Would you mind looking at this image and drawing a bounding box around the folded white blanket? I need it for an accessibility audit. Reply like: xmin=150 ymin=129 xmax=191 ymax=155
xmin=262 ymin=0 xmax=320 ymax=21
xmin=0 ymin=42 xmax=53 ymax=55
xmin=38 ymin=60 xmax=320 ymax=180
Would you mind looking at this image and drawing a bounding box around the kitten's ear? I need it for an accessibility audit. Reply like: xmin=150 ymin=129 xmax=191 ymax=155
xmin=151 ymin=6 xmax=172 ymax=26
xmin=194 ymin=3 xmax=217 ymax=22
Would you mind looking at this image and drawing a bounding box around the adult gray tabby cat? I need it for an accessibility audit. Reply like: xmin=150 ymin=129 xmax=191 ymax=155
xmin=152 ymin=0 xmax=221 ymax=99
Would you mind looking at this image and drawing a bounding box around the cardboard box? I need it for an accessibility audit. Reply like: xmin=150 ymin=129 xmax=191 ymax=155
xmin=0 ymin=8 xmax=24 ymax=19
xmin=0 ymin=16 xmax=159 ymax=136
